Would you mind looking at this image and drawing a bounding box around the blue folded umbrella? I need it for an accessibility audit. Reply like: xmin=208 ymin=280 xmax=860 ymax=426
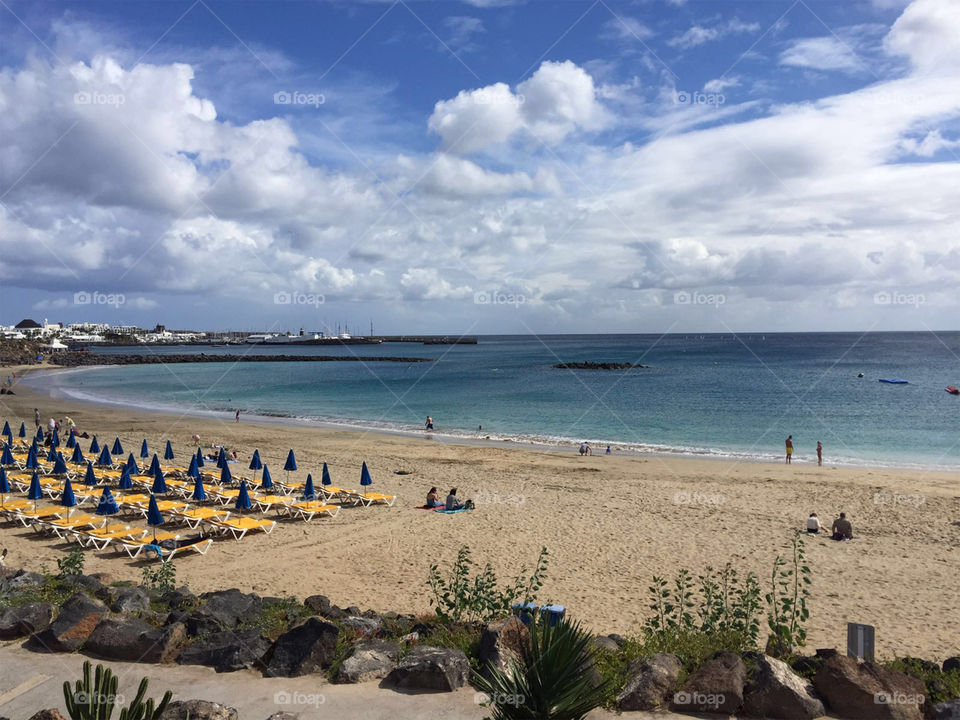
xmin=151 ymin=467 xmax=167 ymax=495
xmin=1 ymin=442 xmax=14 ymax=466
xmin=2 ymin=421 xmax=11 ymax=439
xmin=284 ymin=449 xmax=297 ymax=472
xmin=65 ymin=429 xmax=76 ymax=449
xmin=96 ymin=486 xmax=119 ymax=516
xmin=27 ymin=471 xmax=43 ymax=508
xmin=220 ymin=463 xmax=233 ymax=484
xmin=25 ymin=444 xmax=39 ymax=470
xmin=164 ymin=440 xmax=174 ymax=461
xmin=46 ymin=445 xmax=58 ymax=462
xmin=124 ymin=453 xmax=139 ymax=475
xmin=89 ymin=436 xmax=100 ymax=454
xmin=83 ymin=461 xmax=98 ymax=486
xmin=60 ymin=477 xmax=77 ymax=510
xmin=195 ymin=447 xmax=205 ymax=468
xmin=216 ymin=447 xmax=227 ymax=469
xmin=191 ymin=475 xmax=207 ymax=501
xmin=360 ymin=461 xmax=373 ymax=487
xmin=146 ymin=494 xmax=164 ymax=541
xmin=18 ymin=422 xmax=26 ymax=438
xmin=52 ymin=452 xmax=69 ymax=475
xmin=140 ymin=439 xmax=149 ymax=458
xmin=96 ymin=445 xmax=113 ymax=467
xmin=111 ymin=437 xmax=123 ymax=455
xmin=35 ymin=426 xmax=44 ymax=442
xmin=260 ymin=464 xmax=273 ymax=491
xmin=51 ymin=429 xmax=59 ymax=448
xmin=187 ymin=455 xmax=200 ymax=480
xmin=0 ymin=466 xmax=10 ymax=496
xmin=235 ymin=480 xmax=252 ymax=510
xmin=71 ymin=444 xmax=85 ymax=464
xmin=118 ymin=466 xmax=133 ymax=491
xmin=321 ymin=462 xmax=332 ymax=486
xmin=249 ymin=449 xmax=262 ymax=471
xmin=148 ymin=454 xmax=161 ymax=476
xmin=302 ymin=473 xmax=316 ymax=500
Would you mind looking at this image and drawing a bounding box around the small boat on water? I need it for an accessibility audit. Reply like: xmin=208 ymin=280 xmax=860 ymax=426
xmin=879 ymin=378 xmax=909 ymax=384
xmin=946 ymin=386 xmax=960 ymax=395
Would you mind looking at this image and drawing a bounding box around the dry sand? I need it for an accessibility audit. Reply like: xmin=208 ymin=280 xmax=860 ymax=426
xmin=1 ymin=365 xmax=958 ymax=660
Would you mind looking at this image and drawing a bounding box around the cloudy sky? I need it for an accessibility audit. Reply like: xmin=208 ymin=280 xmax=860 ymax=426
xmin=1 ymin=0 xmax=958 ymax=334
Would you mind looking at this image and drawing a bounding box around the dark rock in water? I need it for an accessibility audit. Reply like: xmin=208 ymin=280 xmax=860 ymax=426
xmin=385 ymin=646 xmax=470 ymax=692
xmin=336 ymin=640 xmax=400 ymax=683
xmin=553 ymin=361 xmax=650 ymax=370
xmin=0 ymin=602 xmax=54 ymax=639
xmin=84 ymin=617 xmax=186 ymax=663
xmin=672 ymin=651 xmax=746 ymax=715
xmin=813 ymin=654 xmax=926 ymax=720
xmin=159 ymin=700 xmax=238 ymax=720
xmin=741 ymin=652 xmax=825 ymax=719
xmin=264 ymin=617 xmax=339 ymax=677
xmin=303 ymin=595 xmax=330 ymax=615
xmin=617 ymin=653 xmax=682 ymax=711
xmin=177 ymin=629 xmax=271 ymax=672
xmin=187 ymin=589 xmax=262 ymax=635
xmin=28 ymin=592 xmax=107 ymax=652
xmin=479 ymin=617 xmax=529 ymax=679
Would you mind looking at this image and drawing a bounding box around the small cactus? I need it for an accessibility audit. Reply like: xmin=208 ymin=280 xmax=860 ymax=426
xmin=63 ymin=661 xmax=172 ymax=720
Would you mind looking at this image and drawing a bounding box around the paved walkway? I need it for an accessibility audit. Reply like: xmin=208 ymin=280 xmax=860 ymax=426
xmin=0 ymin=645 xmax=684 ymax=720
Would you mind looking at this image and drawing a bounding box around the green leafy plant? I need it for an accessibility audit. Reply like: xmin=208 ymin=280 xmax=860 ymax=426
xmin=765 ymin=530 xmax=811 ymax=658
xmin=884 ymin=658 xmax=960 ymax=705
xmin=63 ymin=660 xmax=171 ymax=720
xmin=475 ymin=617 xmax=608 ymax=720
xmin=57 ymin=546 xmax=85 ymax=578
xmin=427 ymin=545 xmax=548 ymax=623
xmin=140 ymin=561 xmax=176 ymax=595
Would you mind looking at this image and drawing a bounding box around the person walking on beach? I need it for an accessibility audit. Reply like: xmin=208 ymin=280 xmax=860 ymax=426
xmin=235 ymin=409 xmax=241 ymax=423
xmin=816 ymin=441 xmax=823 ymax=466
xmin=34 ymin=408 xmax=40 ymax=427
xmin=425 ymin=416 xmax=434 ymax=430
xmin=785 ymin=435 xmax=793 ymax=464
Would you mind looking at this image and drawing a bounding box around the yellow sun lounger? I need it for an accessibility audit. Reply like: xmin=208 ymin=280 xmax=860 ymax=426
xmin=140 ymin=537 xmax=214 ymax=563
xmin=73 ymin=525 xmax=148 ymax=550
xmin=0 ymin=498 xmax=32 ymax=515
xmin=14 ymin=507 xmax=63 ymax=526
xmin=204 ymin=516 xmax=276 ymax=541
xmin=35 ymin=514 xmax=104 ymax=536
xmin=286 ymin=501 xmax=340 ymax=521
xmin=171 ymin=507 xmax=230 ymax=528
xmin=253 ymin=495 xmax=294 ymax=514
xmin=333 ymin=488 xmax=397 ymax=507
xmin=116 ymin=532 xmax=181 ymax=558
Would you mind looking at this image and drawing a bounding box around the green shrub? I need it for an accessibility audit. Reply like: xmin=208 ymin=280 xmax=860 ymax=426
xmin=239 ymin=597 xmax=310 ymax=640
xmin=140 ymin=561 xmax=175 ymax=595
xmin=57 ymin=546 xmax=85 ymax=578
xmin=427 ymin=545 xmax=548 ymax=624
xmin=884 ymin=658 xmax=960 ymax=705
xmin=765 ymin=531 xmax=811 ymax=658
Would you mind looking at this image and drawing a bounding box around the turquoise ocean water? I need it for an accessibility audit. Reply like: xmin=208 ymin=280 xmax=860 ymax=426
xmin=27 ymin=333 xmax=960 ymax=470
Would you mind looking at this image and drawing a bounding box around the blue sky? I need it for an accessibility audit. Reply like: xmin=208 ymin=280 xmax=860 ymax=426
xmin=1 ymin=0 xmax=958 ymax=333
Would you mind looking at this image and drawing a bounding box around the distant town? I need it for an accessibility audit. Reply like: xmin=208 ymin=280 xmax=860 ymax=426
xmin=0 ymin=319 xmax=476 ymax=347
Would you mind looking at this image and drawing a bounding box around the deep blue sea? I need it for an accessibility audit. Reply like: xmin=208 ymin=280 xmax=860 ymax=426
xmin=28 ymin=333 xmax=960 ymax=469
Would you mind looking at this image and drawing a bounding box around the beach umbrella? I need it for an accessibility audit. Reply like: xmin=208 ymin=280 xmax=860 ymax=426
xmin=235 ymin=479 xmax=252 ymax=511
xmin=124 ymin=453 xmax=138 ymax=475
xmin=60 ymin=477 xmax=77 ymax=519
xmin=117 ymin=466 xmax=133 ymax=491
xmin=321 ymin=462 xmax=332 ymax=487
xmin=360 ymin=461 xmax=373 ymax=488
xmin=249 ymin=449 xmax=262 ymax=481
xmin=190 ymin=474 xmax=207 ymax=502
xmin=284 ymin=449 xmax=297 ymax=483
xmin=195 ymin=447 xmax=205 ymax=468
xmin=96 ymin=445 xmax=113 ymax=468
xmin=164 ymin=440 xmax=174 ymax=461
xmin=187 ymin=454 xmax=200 ymax=480
xmin=302 ymin=473 xmax=316 ymax=501
xmin=51 ymin=429 xmax=59 ymax=448
xmin=0 ymin=466 xmax=9 ymax=502
xmin=260 ymin=464 xmax=274 ymax=491
xmin=148 ymin=453 xmax=161 ymax=476
xmin=216 ymin=447 xmax=227 ymax=469
xmin=151 ymin=467 xmax=167 ymax=495
xmin=111 ymin=437 xmax=123 ymax=455
xmin=83 ymin=461 xmax=98 ymax=486
xmin=18 ymin=422 xmax=26 ymax=439
xmin=25 ymin=444 xmax=39 ymax=470
xmin=35 ymin=426 xmax=44 ymax=442
xmin=220 ymin=463 xmax=233 ymax=484
xmin=1 ymin=421 xmax=10 ymax=439
xmin=89 ymin=436 xmax=100 ymax=454
xmin=46 ymin=444 xmax=58 ymax=462
xmin=1 ymin=442 xmax=14 ymax=466
xmin=70 ymin=444 xmax=85 ymax=465
xmin=96 ymin=486 xmax=118 ymax=516
xmin=139 ymin=439 xmax=149 ymax=458
xmin=65 ymin=429 xmax=76 ymax=449
xmin=146 ymin=494 xmax=164 ymax=542
xmin=28 ymin=471 xmax=43 ymax=509
xmin=52 ymin=452 xmax=69 ymax=476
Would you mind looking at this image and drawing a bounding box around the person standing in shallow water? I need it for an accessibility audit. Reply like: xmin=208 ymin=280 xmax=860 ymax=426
xmin=425 ymin=416 xmax=434 ymax=430
xmin=785 ymin=435 xmax=793 ymax=464
xmin=817 ymin=441 xmax=823 ymax=466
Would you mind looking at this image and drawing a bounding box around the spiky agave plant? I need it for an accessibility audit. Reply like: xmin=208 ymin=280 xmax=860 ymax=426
xmin=474 ymin=618 xmax=608 ymax=720
xmin=63 ymin=660 xmax=172 ymax=720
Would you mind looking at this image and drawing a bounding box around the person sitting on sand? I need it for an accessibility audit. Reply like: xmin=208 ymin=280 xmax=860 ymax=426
xmin=831 ymin=512 xmax=854 ymax=540
xmin=446 ymin=487 xmax=467 ymax=510
xmin=426 ymin=487 xmax=444 ymax=508
xmin=806 ymin=512 xmax=822 ymax=534
xmin=579 ymin=442 xmax=588 ymax=456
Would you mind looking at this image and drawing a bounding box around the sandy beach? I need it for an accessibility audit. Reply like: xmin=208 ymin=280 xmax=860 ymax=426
xmin=1 ymin=365 xmax=958 ymax=661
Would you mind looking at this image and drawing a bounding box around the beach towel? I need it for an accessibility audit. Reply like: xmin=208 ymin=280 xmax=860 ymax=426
xmin=434 ymin=507 xmax=472 ymax=514
xmin=416 ymin=504 xmax=444 ymax=510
